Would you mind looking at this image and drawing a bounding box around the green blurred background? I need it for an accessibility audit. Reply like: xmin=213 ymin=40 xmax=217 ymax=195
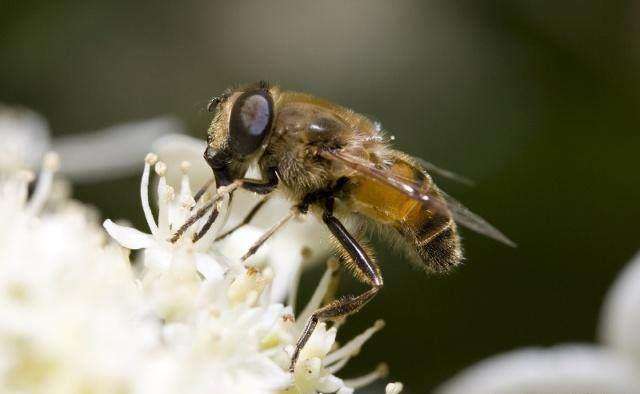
xmin=2 ymin=1 xmax=639 ymax=392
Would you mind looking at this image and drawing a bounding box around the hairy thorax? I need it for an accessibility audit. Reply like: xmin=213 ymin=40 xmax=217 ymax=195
xmin=262 ymin=102 xmax=355 ymax=199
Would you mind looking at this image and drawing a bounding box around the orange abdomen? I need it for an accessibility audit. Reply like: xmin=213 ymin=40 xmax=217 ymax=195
xmin=348 ymin=154 xmax=462 ymax=272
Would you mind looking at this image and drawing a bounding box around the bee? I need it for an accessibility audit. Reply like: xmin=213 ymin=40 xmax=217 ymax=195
xmin=195 ymin=81 xmax=513 ymax=372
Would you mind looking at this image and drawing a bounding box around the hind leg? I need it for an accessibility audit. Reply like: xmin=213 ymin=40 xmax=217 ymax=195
xmin=289 ymin=196 xmax=383 ymax=372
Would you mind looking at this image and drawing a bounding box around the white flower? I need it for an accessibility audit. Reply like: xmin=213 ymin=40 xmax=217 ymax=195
xmin=0 ymin=101 xmax=401 ymax=394
xmin=103 ymin=154 xmax=395 ymax=393
xmin=0 ymin=108 xmax=401 ymax=392
xmin=0 ymin=105 xmax=49 ymax=171
xmin=0 ymin=104 xmax=184 ymax=181
xmin=104 ymin=153 xmax=227 ymax=320
xmin=437 ymin=251 xmax=640 ymax=394
xmin=385 ymin=382 xmax=404 ymax=394
xmin=436 ymin=346 xmax=640 ymax=394
xmin=599 ymin=251 xmax=640 ymax=365
xmin=0 ymin=154 xmax=146 ymax=393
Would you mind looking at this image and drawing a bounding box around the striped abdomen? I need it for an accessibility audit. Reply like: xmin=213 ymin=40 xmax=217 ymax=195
xmin=349 ymin=154 xmax=463 ymax=273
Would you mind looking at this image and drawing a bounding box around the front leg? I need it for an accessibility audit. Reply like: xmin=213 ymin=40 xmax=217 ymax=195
xmin=214 ymin=196 xmax=270 ymax=241
xmin=289 ymin=196 xmax=383 ymax=372
xmin=214 ymin=166 xmax=279 ymax=195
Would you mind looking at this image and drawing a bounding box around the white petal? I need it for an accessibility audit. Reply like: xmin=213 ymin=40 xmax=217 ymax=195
xmin=103 ymin=219 xmax=154 ymax=249
xmin=600 ymin=250 xmax=640 ymax=363
xmin=298 ymin=323 xmax=337 ymax=361
xmin=220 ymin=225 xmax=271 ymax=266
xmin=267 ymin=246 xmax=303 ymax=303
xmin=152 ymin=134 xmax=209 ymax=191
xmin=0 ymin=105 xmax=50 ymax=170
xmin=436 ymin=345 xmax=640 ymax=394
xmin=195 ymin=253 xmax=225 ymax=281
xmin=53 ymin=117 xmax=184 ymax=182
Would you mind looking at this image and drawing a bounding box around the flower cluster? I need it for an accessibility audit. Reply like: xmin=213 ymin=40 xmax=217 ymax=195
xmin=437 ymin=251 xmax=640 ymax=394
xmin=0 ymin=106 xmax=402 ymax=393
xmin=103 ymin=153 xmax=397 ymax=393
xmin=0 ymin=153 xmax=145 ymax=393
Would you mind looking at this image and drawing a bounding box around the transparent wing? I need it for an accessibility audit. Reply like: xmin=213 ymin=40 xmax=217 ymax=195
xmin=413 ymin=157 xmax=475 ymax=186
xmin=320 ymin=150 xmax=432 ymax=202
xmin=440 ymin=191 xmax=516 ymax=247
xmin=322 ymin=149 xmax=514 ymax=247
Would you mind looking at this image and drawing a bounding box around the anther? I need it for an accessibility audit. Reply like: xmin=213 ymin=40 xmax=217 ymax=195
xmin=154 ymin=161 xmax=167 ymax=176
xmin=145 ymin=153 xmax=158 ymax=165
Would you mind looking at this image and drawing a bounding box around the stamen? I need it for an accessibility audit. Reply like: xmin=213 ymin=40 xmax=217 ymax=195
xmin=343 ymin=363 xmax=388 ymax=389
xmin=325 ymin=319 xmax=385 ymax=366
xmin=296 ymin=259 xmax=339 ymax=329
xmin=154 ymin=161 xmax=167 ymax=177
xmin=141 ymin=153 xmax=158 ymax=235
xmin=26 ymin=152 xmax=59 ymax=215
xmin=325 ymin=351 xmax=350 ymax=374
xmin=385 ymin=382 xmax=404 ymax=394
xmin=179 ymin=161 xmax=192 ymax=201
xmin=164 ymin=161 xmax=194 ymax=231
xmin=258 ymin=267 xmax=275 ymax=304
xmin=155 ymin=162 xmax=172 ymax=238
xmin=228 ymin=267 xmax=269 ymax=306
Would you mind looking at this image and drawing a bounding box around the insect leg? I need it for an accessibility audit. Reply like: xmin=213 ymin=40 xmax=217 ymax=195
xmin=193 ymin=178 xmax=215 ymax=205
xmin=192 ymin=206 xmax=220 ymax=243
xmin=240 ymin=207 xmax=296 ymax=262
xmin=169 ymin=201 xmax=214 ymax=243
xmin=215 ymin=196 xmax=270 ymax=242
xmin=238 ymin=167 xmax=278 ymax=195
xmin=289 ymin=197 xmax=383 ymax=372
xmin=169 ymin=181 xmax=241 ymax=243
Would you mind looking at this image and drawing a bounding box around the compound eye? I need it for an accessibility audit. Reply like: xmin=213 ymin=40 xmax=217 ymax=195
xmin=229 ymin=90 xmax=274 ymax=155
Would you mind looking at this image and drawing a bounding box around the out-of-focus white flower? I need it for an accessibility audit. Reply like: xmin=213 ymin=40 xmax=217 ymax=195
xmin=0 ymin=148 xmax=397 ymax=393
xmin=0 ymin=104 xmax=184 ymax=181
xmin=0 ymin=105 xmax=49 ymax=171
xmin=599 ymin=251 xmax=640 ymax=365
xmin=385 ymin=382 xmax=404 ymax=394
xmin=436 ymin=346 xmax=640 ymax=394
xmin=53 ymin=117 xmax=184 ymax=182
xmin=152 ymin=134 xmax=332 ymax=303
xmin=437 ymin=251 xmax=640 ymax=394
xmin=0 ymin=153 xmax=146 ymax=393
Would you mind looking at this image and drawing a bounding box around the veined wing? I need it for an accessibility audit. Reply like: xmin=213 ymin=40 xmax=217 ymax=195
xmin=440 ymin=190 xmax=516 ymax=247
xmin=413 ymin=157 xmax=475 ymax=186
xmin=320 ymin=150 xmax=431 ymax=202
xmin=322 ymin=149 xmax=514 ymax=247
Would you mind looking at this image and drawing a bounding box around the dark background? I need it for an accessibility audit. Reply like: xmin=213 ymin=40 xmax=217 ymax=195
xmin=2 ymin=1 xmax=639 ymax=392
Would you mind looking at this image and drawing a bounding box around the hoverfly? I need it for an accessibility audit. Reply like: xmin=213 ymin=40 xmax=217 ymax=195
xmin=177 ymin=81 xmax=513 ymax=372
